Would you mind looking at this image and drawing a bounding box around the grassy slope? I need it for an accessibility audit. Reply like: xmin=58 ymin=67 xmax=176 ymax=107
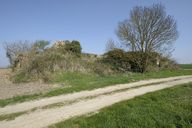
xmin=50 ymin=83 xmax=192 ymax=128
xmin=0 ymin=69 xmax=192 ymax=107
xmin=179 ymin=64 xmax=192 ymax=69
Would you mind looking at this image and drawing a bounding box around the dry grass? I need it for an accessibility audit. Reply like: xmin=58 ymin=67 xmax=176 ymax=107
xmin=0 ymin=68 xmax=11 ymax=78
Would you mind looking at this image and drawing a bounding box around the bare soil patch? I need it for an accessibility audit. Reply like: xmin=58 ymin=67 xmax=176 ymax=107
xmin=0 ymin=69 xmax=58 ymax=100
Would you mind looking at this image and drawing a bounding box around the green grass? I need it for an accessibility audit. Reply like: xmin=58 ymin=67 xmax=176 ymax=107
xmin=0 ymin=112 xmax=26 ymax=121
xmin=49 ymin=83 xmax=192 ymax=128
xmin=0 ymin=69 xmax=192 ymax=107
xmin=179 ymin=64 xmax=192 ymax=69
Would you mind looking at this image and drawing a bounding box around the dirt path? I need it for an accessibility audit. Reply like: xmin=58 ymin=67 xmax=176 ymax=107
xmin=0 ymin=76 xmax=192 ymax=128
xmin=1 ymin=75 xmax=191 ymax=115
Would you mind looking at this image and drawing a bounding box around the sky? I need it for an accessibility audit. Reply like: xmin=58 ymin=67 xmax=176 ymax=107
xmin=0 ymin=0 xmax=192 ymax=67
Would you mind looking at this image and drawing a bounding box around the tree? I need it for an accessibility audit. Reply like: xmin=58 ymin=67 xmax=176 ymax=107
xmin=105 ymin=39 xmax=117 ymax=52
xmin=116 ymin=4 xmax=178 ymax=72
xmin=4 ymin=41 xmax=33 ymax=67
xmin=33 ymin=40 xmax=50 ymax=52
xmin=65 ymin=40 xmax=82 ymax=56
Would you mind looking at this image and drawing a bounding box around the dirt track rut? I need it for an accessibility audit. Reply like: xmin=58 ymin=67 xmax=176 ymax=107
xmin=0 ymin=75 xmax=192 ymax=128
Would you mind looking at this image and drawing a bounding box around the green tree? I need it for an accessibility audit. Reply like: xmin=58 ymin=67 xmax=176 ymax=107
xmin=65 ymin=40 xmax=82 ymax=56
xmin=33 ymin=40 xmax=50 ymax=51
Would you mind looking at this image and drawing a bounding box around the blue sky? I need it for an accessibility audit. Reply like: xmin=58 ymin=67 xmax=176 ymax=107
xmin=0 ymin=0 xmax=192 ymax=67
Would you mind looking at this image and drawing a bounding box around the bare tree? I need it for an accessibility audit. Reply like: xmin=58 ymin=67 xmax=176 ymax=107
xmin=116 ymin=4 xmax=178 ymax=72
xmin=105 ymin=39 xmax=117 ymax=52
xmin=4 ymin=41 xmax=33 ymax=67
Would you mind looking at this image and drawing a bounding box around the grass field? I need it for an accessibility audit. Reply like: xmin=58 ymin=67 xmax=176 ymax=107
xmin=49 ymin=83 xmax=192 ymax=128
xmin=179 ymin=64 xmax=192 ymax=69
xmin=0 ymin=69 xmax=192 ymax=107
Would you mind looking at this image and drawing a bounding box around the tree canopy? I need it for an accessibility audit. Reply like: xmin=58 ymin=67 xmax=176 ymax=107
xmin=116 ymin=4 xmax=178 ymax=72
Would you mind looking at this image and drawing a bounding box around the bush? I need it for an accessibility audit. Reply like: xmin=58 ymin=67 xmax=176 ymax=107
xmin=11 ymin=46 xmax=114 ymax=83
xmin=159 ymin=57 xmax=179 ymax=70
xmin=65 ymin=40 xmax=82 ymax=57
xmin=102 ymin=49 xmax=146 ymax=72
xmin=102 ymin=49 xmax=170 ymax=73
xmin=102 ymin=49 xmax=131 ymax=72
xmin=126 ymin=51 xmax=144 ymax=72
xmin=85 ymin=61 xmax=114 ymax=75
xmin=11 ymin=70 xmax=31 ymax=83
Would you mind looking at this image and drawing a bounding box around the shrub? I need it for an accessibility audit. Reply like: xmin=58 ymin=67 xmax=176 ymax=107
xmin=159 ymin=57 xmax=179 ymax=70
xmin=11 ymin=47 xmax=114 ymax=83
xmin=125 ymin=51 xmax=144 ymax=72
xmin=65 ymin=40 xmax=82 ymax=57
xmin=85 ymin=61 xmax=114 ymax=75
xmin=11 ymin=70 xmax=31 ymax=83
xmin=102 ymin=49 xmax=131 ymax=72
xmin=102 ymin=49 xmax=169 ymax=73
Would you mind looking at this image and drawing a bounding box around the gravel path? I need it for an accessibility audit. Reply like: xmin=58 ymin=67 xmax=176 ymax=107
xmin=0 ymin=75 xmax=192 ymax=128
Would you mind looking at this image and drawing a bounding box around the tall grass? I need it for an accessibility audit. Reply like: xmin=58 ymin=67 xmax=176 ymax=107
xmin=179 ymin=64 xmax=192 ymax=69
